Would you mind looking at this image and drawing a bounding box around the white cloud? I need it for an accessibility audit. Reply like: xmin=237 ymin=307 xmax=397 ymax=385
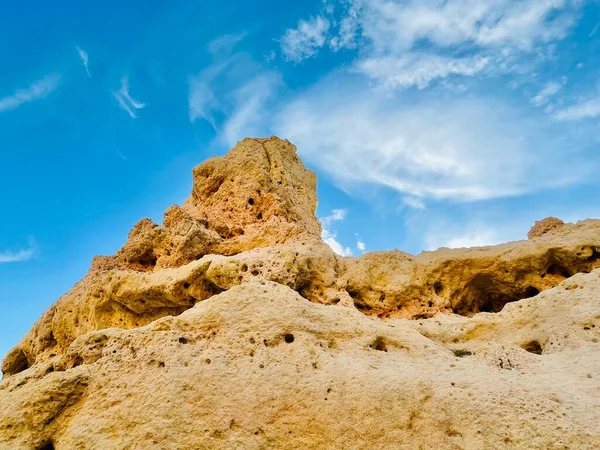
xmin=320 ymin=209 xmax=352 ymax=256
xmin=554 ymin=94 xmax=600 ymax=120
xmin=531 ymin=81 xmax=562 ymax=107
xmin=322 ymin=229 xmax=353 ymax=256
xmin=425 ymin=228 xmax=502 ymax=250
xmin=220 ymin=72 xmax=281 ymax=146
xmin=282 ymin=0 xmax=584 ymax=88
xmin=402 ymin=196 xmax=426 ymax=210
xmin=335 ymin=0 xmax=581 ymax=52
xmin=112 ymin=76 xmax=145 ymax=119
xmin=357 ymin=53 xmax=489 ymax=90
xmin=207 ymin=32 xmax=247 ymax=56
xmin=76 ymin=46 xmax=91 ymax=78
xmin=322 ymin=208 xmax=347 ymax=224
xmin=356 ymin=240 xmax=366 ymax=251
xmin=273 ymin=77 xmax=585 ymax=202
xmin=281 ymin=16 xmax=330 ymax=62
xmin=264 ymin=50 xmax=277 ymax=63
xmin=0 ymin=237 xmax=37 ymax=264
xmin=189 ymin=59 xmax=230 ymax=127
xmin=0 ymin=74 xmax=60 ymax=113
xmin=189 ymin=52 xmax=280 ymax=141
xmin=209 ymin=1 xmax=592 ymax=209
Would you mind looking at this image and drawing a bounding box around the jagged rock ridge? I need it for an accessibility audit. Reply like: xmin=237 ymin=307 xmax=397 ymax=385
xmin=1 ymin=137 xmax=599 ymax=449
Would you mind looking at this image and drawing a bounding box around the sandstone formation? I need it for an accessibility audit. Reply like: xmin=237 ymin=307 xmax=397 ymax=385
xmin=1 ymin=137 xmax=599 ymax=449
xmin=528 ymin=217 xmax=565 ymax=239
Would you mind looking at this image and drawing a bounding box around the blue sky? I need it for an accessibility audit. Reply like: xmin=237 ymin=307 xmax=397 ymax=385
xmin=1 ymin=0 xmax=600 ymax=358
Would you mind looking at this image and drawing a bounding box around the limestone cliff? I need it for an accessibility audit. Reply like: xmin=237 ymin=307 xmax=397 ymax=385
xmin=1 ymin=137 xmax=599 ymax=449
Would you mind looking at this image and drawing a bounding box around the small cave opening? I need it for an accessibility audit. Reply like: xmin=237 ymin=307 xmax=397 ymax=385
xmin=284 ymin=334 xmax=295 ymax=344
xmin=433 ymin=281 xmax=444 ymax=295
xmin=37 ymin=442 xmax=55 ymax=450
xmin=347 ymin=288 xmax=373 ymax=313
xmin=451 ymin=274 xmax=542 ymax=317
xmin=129 ymin=249 xmax=158 ymax=270
xmin=521 ymin=340 xmax=543 ymax=355
xmin=4 ymin=348 xmax=30 ymax=376
xmin=248 ymin=198 xmax=255 ymax=206
xmin=71 ymin=356 xmax=84 ymax=369
xmin=546 ymin=264 xmax=571 ymax=279
xmin=524 ymin=286 xmax=540 ymax=298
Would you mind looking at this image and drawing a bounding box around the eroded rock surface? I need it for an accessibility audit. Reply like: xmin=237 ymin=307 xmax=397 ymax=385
xmin=528 ymin=216 xmax=566 ymax=239
xmin=1 ymin=137 xmax=599 ymax=449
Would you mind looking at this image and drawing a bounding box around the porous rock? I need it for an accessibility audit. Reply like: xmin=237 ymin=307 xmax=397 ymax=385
xmin=528 ymin=216 xmax=565 ymax=239
xmin=1 ymin=137 xmax=599 ymax=449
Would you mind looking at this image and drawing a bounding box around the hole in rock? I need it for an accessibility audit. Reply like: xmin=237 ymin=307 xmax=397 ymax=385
xmin=433 ymin=282 xmax=443 ymax=295
xmin=257 ymin=213 xmax=263 ymax=220
xmin=134 ymin=250 xmax=158 ymax=269
xmin=353 ymin=301 xmax=372 ymax=312
xmin=524 ymin=286 xmax=540 ymax=298
xmin=37 ymin=441 xmax=54 ymax=450
xmin=71 ymin=356 xmax=84 ymax=368
xmin=284 ymin=334 xmax=295 ymax=344
xmin=248 ymin=198 xmax=255 ymax=205
xmin=178 ymin=337 xmax=188 ymax=344
xmin=370 ymin=337 xmax=388 ymax=352
xmin=5 ymin=349 xmax=30 ymax=375
xmin=546 ymin=264 xmax=571 ymax=279
xmin=452 ymin=274 xmax=543 ymax=316
xmin=183 ymin=282 xmax=190 ymax=289
xmin=521 ymin=340 xmax=543 ymax=355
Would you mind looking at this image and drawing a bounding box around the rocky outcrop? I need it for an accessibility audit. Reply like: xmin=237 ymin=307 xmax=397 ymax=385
xmin=528 ymin=217 xmax=565 ymax=239
xmin=1 ymin=137 xmax=599 ymax=449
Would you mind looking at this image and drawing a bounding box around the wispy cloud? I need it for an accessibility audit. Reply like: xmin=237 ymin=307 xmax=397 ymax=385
xmin=531 ymin=81 xmax=563 ymax=107
xmin=207 ymin=32 xmax=248 ymax=56
xmin=112 ymin=76 xmax=145 ymax=118
xmin=210 ymin=2 xmax=593 ymax=209
xmin=220 ymin=72 xmax=281 ymax=146
xmin=555 ymin=94 xmax=600 ymax=121
xmin=425 ymin=227 xmax=501 ymax=250
xmin=0 ymin=237 xmax=37 ymax=264
xmin=76 ymin=46 xmax=91 ymax=78
xmin=356 ymin=239 xmax=366 ymax=252
xmin=0 ymin=74 xmax=60 ymax=113
xmin=357 ymin=53 xmax=489 ymax=90
xmin=281 ymin=16 xmax=330 ymax=62
xmin=281 ymin=0 xmax=584 ymax=88
xmin=273 ymin=78 xmax=586 ymax=202
xmin=320 ymin=209 xmax=352 ymax=256
xmin=189 ymin=47 xmax=280 ymax=141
